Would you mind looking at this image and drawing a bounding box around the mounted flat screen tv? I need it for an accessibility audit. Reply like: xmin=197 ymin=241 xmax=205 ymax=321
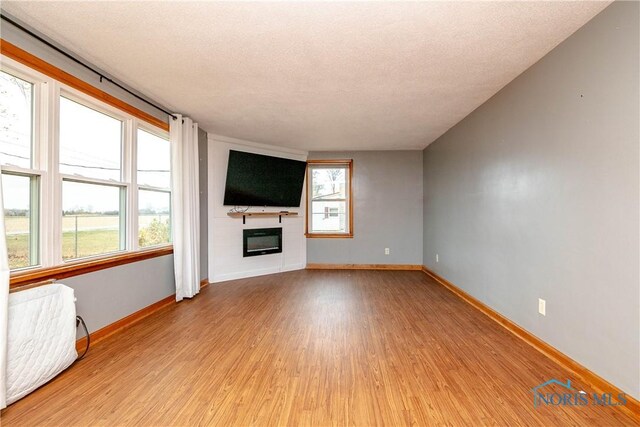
xmin=223 ymin=150 xmax=307 ymax=207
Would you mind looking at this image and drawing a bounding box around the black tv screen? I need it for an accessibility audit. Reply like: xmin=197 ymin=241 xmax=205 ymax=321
xmin=223 ymin=150 xmax=307 ymax=207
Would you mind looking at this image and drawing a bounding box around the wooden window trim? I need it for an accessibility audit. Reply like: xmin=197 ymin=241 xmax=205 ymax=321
xmin=305 ymin=159 xmax=354 ymax=238
xmin=9 ymin=246 xmax=173 ymax=289
xmin=0 ymin=39 xmax=169 ymax=132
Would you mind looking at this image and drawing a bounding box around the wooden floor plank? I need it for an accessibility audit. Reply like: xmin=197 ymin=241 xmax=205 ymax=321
xmin=1 ymin=270 xmax=636 ymax=426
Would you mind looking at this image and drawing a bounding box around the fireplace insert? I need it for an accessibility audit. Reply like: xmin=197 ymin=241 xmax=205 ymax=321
xmin=243 ymin=227 xmax=282 ymax=257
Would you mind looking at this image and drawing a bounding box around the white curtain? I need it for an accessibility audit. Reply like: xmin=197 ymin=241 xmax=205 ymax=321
xmin=0 ymin=169 xmax=9 ymax=409
xmin=170 ymin=115 xmax=200 ymax=301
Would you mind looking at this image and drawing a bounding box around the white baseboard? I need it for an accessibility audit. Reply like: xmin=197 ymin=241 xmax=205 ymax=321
xmin=281 ymin=263 xmax=306 ymax=273
xmin=212 ymin=264 xmax=305 ymax=283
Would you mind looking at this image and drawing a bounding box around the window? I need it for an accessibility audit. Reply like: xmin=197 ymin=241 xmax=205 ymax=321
xmin=137 ymin=128 xmax=170 ymax=188
xmin=62 ymin=180 xmax=124 ymax=260
xmin=59 ymin=96 xmax=127 ymax=261
xmin=0 ymin=71 xmax=33 ymax=169
xmin=322 ymin=206 xmax=339 ymax=219
xmin=306 ymin=160 xmax=353 ymax=237
xmin=2 ymin=173 xmax=39 ymax=269
xmin=59 ymin=96 xmax=122 ymax=180
xmin=0 ymin=68 xmax=41 ymax=270
xmin=138 ymin=189 xmax=171 ymax=247
xmin=137 ymin=129 xmax=171 ymax=247
xmin=0 ymin=54 xmax=172 ymax=276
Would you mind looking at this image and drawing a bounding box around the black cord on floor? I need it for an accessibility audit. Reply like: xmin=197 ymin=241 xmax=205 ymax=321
xmin=75 ymin=316 xmax=90 ymax=361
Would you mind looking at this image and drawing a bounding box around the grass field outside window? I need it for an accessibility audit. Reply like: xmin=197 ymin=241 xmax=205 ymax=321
xmin=6 ymin=214 xmax=169 ymax=266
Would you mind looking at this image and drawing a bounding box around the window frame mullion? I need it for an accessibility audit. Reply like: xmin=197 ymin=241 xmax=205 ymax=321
xmin=127 ymin=119 xmax=138 ymax=251
xmin=42 ymin=79 xmax=62 ymax=267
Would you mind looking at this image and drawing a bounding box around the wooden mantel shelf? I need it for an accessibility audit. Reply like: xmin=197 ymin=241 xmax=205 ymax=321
xmin=227 ymin=211 xmax=299 ymax=223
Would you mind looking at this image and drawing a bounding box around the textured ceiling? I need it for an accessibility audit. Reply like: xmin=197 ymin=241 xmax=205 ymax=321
xmin=1 ymin=1 xmax=610 ymax=151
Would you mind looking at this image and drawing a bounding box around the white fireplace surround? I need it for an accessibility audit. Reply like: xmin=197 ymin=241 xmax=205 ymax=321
xmin=207 ymin=134 xmax=308 ymax=283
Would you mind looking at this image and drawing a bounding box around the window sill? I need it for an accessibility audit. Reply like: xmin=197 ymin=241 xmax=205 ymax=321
xmin=9 ymin=246 xmax=173 ymax=289
xmin=305 ymin=233 xmax=353 ymax=239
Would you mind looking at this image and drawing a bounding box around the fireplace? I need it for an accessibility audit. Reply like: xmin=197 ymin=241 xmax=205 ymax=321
xmin=243 ymin=227 xmax=282 ymax=257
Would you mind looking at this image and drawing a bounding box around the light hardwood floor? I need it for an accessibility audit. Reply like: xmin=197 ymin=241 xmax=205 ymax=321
xmin=1 ymin=270 xmax=636 ymax=426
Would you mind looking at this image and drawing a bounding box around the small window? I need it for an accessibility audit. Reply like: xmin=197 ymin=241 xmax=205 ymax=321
xmin=62 ymin=180 xmax=125 ymax=260
xmin=306 ymin=160 xmax=353 ymax=237
xmin=2 ymin=172 xmax=39 ymax=269
xmin=0 ymin=71 xmax=34 ymax=168
xmin=59 ymin=96 xmax=123 ymax=181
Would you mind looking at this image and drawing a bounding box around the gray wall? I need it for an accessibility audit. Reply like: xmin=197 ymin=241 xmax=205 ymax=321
xmin=198 ymin=128 xmax=208 ymax=281
xmin=307 ymin=151 xmax=423 ymax=265
xmin=65 ymin=255 xmax=175 ymax=336
xmin=423 ymin=2 xmax=639 ymax=399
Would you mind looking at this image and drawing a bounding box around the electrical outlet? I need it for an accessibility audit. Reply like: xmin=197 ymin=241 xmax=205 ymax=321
xmin=436 ymin=254 xmax=439 ymax=263
xmin=538 ymin=298 xmax=546 ymax=316
xmin=385 ymin=248 xmax=390 ymax=255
